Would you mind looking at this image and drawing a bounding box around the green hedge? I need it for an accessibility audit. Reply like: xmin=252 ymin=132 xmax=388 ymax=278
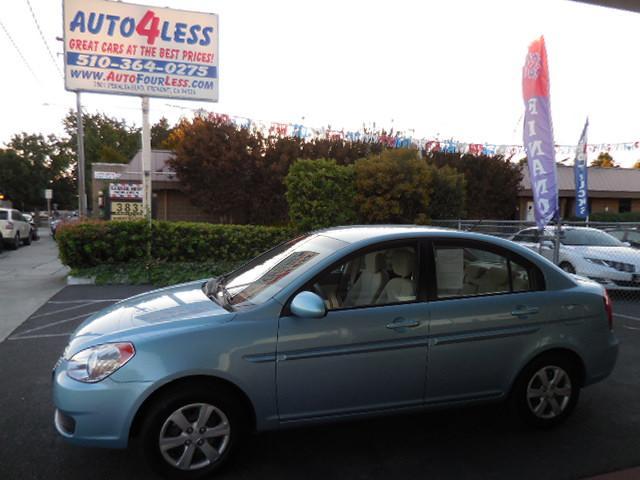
xmin=587 ymin=212 xmax=640 ymax=222
xmin=57 ymin=220 xmax=294 ymax=269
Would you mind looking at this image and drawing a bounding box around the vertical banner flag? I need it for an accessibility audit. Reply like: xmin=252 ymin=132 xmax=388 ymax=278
xmin=522 ymin=36 xmax=559 ymax=230
xmin=574 ymin=118 xmax=589 ymax=218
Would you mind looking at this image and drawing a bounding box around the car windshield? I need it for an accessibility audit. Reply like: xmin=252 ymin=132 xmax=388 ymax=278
xmin=560 ymin=229 xmax=624 ymax=247
xmin=219 ymin=234 xmax=347 ymax=308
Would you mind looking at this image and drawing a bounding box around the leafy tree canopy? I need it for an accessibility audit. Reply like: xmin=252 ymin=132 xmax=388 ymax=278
xmin=591 ymin=152 xmax=616 ymax=168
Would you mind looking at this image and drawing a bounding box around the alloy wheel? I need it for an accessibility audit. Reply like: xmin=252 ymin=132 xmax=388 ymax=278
xmin=158 ymin=403 xmax=231 ymax=471
xmin=526 ymin=365 xmax=572 ymax=419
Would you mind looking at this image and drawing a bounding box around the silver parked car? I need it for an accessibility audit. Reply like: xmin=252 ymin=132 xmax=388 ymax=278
xmin=512 ymin=226 xmax=640 ymax=290
xmin=0 ymin=208 xmax=32 ymax=250
xmin=53 ymin=226 xmax=618 ymax=478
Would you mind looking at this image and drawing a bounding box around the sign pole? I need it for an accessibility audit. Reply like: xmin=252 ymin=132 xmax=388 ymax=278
xmin=141 ymin=96 xmax=152 ymax=223
xmin=76 ymin=92 xmax=87 ymax=217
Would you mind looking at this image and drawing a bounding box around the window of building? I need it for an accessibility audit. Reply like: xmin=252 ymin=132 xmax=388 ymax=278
xmin=619 ymin=198 xmax=632 ymax=214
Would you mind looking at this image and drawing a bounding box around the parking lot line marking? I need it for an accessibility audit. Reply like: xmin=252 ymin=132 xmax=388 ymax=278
xmin=7 ymin=332 xmax=73 ymax=340
xmin=12 ymin=310 xmax=101 ymax=337
xmin=30 ymin=301 xmax=115 ymax=320
xmin=614 ymin=313 xmax=640 ymax=322
xmin=47 ymin=299 xmax=125 ymax=304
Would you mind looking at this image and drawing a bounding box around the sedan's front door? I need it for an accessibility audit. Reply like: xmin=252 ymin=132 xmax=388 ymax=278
xmin=276 ymin=243 xmax=429 ymax=422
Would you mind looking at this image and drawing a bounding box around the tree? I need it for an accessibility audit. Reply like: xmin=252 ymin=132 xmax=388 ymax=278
xmin=285 ymin=158 xmax=357 ymax=230
xmin=633 ymin=160 xmax=640 ymax=169
xmin=62 ymin=111 xmax=141 ymax=211
xmin=355 ymin=149 xmax=432 ymax=224
xmin=0 ymin=133 xmax=77 ymax=210
xmin=591 ymin=152 xmax=616 ymax=168
xmin=151 ymin=117 xmax=173 ymax=149
xmin=427 ymin=152 xmax=522 ymax=219
xmin=426 ymin=165 xmax=467 ymax=219
xmin=167 ymin=115 xmax=262 ymax=223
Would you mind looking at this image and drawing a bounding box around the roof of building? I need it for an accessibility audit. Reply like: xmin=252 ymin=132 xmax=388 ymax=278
xmin=519 ymin=164 xmax=640 ymax=198
xmin=92 ymin=149 xmax=177 ymax=183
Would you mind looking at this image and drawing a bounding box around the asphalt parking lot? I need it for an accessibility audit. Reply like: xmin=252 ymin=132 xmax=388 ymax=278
xmin=0 ymin=285 xmax=639 ymax=480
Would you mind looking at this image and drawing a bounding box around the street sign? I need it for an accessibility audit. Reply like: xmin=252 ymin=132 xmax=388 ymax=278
xmin=62 ymin=0 xmax=219 ymax=101
xmin=94 ymin=171 xmax=122 ymax=180
xmin=44 ymin=189 xmax=53 ymax=200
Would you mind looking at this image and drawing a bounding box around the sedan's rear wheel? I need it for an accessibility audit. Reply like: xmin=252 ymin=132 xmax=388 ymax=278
xmin=138 ymin=384 xmax=245 ymax=478
xmin=511 ymin=353 xmax=580 ymax=428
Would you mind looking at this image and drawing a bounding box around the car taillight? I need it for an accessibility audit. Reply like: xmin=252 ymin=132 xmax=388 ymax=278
xmin=603 ymin=290 xmax=613 ymax=330
xmin=5 ymin=221 xmax=13 ymax=230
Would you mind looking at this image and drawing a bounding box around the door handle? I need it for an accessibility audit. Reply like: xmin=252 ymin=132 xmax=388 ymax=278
xmin=511 ymin=306 xmax=539 ymax=317
xmin=386 ymin=318 xmax=420 ymax=330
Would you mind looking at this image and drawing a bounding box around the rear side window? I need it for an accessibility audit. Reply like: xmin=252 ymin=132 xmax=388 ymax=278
xmin=0 ymin=211 xmax=7 ymax=220
xmin=11 ymin=211 xmax=23 ymax=221
xmin=433 ymin=243 xmax=541 ymax=299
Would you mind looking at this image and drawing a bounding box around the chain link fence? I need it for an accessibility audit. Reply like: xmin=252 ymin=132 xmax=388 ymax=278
xmin=429 ymin=219 xmax=640 ymax=302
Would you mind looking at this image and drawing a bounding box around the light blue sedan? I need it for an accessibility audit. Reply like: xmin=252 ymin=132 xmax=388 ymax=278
xmin=52 ymin=226 xmax=618 ymax=477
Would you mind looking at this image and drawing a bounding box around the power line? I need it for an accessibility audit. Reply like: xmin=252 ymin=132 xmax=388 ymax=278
xmin=24 ymin=0 xmax=63 ymax=78
xmin=0 ymin=19 xmax=42 ymax=86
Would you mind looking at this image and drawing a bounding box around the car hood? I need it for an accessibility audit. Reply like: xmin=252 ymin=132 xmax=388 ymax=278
xmin=563 ymin=245 xmax=640 ymax=264
xmin=66 ymin=280 xmax=233 ymax=355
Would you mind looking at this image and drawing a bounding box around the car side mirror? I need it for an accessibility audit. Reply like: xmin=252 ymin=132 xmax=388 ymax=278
xmin=622 ymin=241 xmax=631 ymax=247
xmin=290 ymin=291 xmax=326 ymax=319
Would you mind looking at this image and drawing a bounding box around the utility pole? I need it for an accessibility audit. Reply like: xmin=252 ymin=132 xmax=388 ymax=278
xmin=76 ymin=92 xmax=87 ymax=217
xmin=141 ymin=96 xmax=152 ymax=221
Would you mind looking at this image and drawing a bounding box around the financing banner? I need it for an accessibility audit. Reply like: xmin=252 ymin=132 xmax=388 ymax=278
xmin=63 ymin=0 xmax=218 ymax=101
xmin=522 ymin=36 xmax=559 ymax=230
xmin=574 ymin=119 xmax=589 ymax=219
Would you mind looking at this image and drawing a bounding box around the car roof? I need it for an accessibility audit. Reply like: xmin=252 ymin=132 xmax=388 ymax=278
xmin=315 ymin=225 xmax=452 ymax=244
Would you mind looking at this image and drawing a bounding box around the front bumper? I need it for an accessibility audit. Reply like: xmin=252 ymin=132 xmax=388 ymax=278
xmin=52 ymin=366 xmax=151 ymax=448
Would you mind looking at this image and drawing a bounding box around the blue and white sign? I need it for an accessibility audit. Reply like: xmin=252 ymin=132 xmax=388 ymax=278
xmin=574 ymin=119 xmax=589 ymax=219
xmin=63 ymin=0 xmax=218 ymax=101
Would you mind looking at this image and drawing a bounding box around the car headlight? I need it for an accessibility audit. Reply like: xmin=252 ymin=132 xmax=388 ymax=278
xmin=66 ymin=342 xmax=135 ymax=383
xmin=585 ymin=258 xmax=635 ymax=273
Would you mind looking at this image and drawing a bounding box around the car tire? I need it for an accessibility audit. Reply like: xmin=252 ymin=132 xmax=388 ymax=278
xmin=10 ymin=233 xmax=20 ymax=250
xmin=559 ymin=262 xmax=575 ymax=274
xmin=23 ymin=232 xmax=31 ymax=245
xmin=511 ymin=352 xmax=581 ymax=429
xmin=138 ymin=383 xmax=247 ymax=479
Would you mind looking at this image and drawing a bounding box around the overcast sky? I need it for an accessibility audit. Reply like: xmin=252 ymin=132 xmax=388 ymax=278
xmin=1 ymin=0 xmax=639 ymax=165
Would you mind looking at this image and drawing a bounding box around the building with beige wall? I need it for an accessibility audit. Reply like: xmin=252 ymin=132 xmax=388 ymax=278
xmin=91 ymin=150 xmax=220 ymax=222
xmin=518 ymin=165 xmax=640 ymax=220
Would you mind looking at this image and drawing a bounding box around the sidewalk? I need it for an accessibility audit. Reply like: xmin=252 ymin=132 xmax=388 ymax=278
xmin=0 ymin=229 xmax=69 ymax=342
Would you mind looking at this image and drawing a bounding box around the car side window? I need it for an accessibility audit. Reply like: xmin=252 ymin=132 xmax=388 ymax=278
xmin=434 ymin=244 xmax=536 ymax=299
xmin=312 ymin=245 xmax=418 ymax=310
xmin=513 ymin=229 xmax=538 ymax=243
xmin=627 ymin=231 xmax=640 ymax=243
xmin=12 ymin=211 xmax=23 ymax=221
xmin=608 ymin=230 xmax=624 ymax=241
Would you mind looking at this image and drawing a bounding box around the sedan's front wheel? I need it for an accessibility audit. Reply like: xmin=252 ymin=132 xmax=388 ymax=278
xmin=511 ymin=353 xmax=580 ymax=428
xmin=138 ymin=384 xmax=245 ymax=478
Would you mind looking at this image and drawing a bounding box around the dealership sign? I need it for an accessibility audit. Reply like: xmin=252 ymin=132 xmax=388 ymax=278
xmin=63 ymin=0 xmax=219 ymax=101
xmin=109 ymin=183 xmax=143 ymax=200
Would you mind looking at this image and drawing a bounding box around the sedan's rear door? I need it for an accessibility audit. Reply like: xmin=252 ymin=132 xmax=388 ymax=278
xmin=425 ymin=239 xmax=548 ymax=404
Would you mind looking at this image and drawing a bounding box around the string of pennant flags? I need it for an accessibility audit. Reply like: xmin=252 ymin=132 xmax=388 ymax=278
xmin=170 ymin=106 xmax=640 ymax=158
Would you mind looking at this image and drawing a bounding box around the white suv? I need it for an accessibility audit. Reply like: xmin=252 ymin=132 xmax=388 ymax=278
xmin=0 ymin=208 xmax=32 ymax=250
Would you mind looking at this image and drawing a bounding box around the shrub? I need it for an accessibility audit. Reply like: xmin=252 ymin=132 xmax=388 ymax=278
xmin=57 ymin=220 xmax=294 ymax=269
xmin=587 ymin=212 xmax=640 ymax=222
xmin=285 ymin=158 xmax=357 ymax=230
xmin=426 ymin=165 xmax=467 ymax=220
xmin=355 ymin=149 xmax=432 ymax=223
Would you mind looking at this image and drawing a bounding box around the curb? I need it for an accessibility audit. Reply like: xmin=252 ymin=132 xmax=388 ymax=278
xmin=66 ymin=275 xmax=96 ymax=285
